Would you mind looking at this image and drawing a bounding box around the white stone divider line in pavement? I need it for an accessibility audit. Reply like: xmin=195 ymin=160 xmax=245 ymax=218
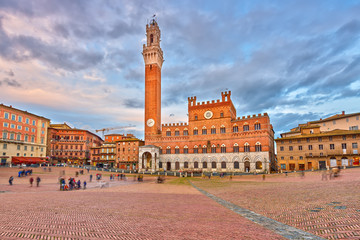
xmin=189 ymin=181 xmax=325 ymax=240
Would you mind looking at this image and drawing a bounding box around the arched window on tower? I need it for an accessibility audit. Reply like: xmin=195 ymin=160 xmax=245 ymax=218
xmin=255 ymin=122 xmax=261 ymax=130
xmin=211 ymin=126 xmax=216 ymax=134
xmin=193 ymin=145 xmax=198 ymax=154
xmin=233 ymin=143 xmax=239 ymax=152
xmin=233 ymin=124 xmax=238 ymax=133
xmin=202 ymin=126 xmax=207 ymax=135
xmin=255 ymin=142 xmax=262 ymax=152
xmin=166 ymin=129 xmax=171 ymax=136
xmin=244 ymin=142 xmax=250 ymax=152
xmin=202 ymin=145 xmax=207 ymax=153
xmin=150 ymin=34 xmax=154 ymax=44
xmin=184 ymin=145 xmax=188 ymax=154
xmin=193 ymin=127 xmax=198 ymax=135
xmin=166 ymin=146 xmax=171 ymax=154
xmin=221 ymin=144 xmax=226 ymax=153
xmin=211 ymin=144 xmax=217 ymax=153
xmin=220 ymin=125 xmax=226 ymax=134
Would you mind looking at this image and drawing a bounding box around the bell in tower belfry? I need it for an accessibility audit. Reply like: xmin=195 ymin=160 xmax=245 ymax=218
xmin=143 ymin=18 xmax=164 ymax=141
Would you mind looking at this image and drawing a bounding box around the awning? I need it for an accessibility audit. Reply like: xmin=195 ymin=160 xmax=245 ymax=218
xmin=12 ymin=157 xmax=48 ymax=164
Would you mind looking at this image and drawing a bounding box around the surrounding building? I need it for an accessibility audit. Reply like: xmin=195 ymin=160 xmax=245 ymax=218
xmin=90 ymin=133 xmax=144 ymax=169
xmin=0 ymin=104 xmax=50 ymax=165
xmin=48 ymin=123 xmax=103 ymax=165
xmin=276 ymin=111 xmax=360 ymax=171
xmin=117 ymin=136 xmax=144 ymax=170
xmin=138 ymin=19 xmax=275 ymax=173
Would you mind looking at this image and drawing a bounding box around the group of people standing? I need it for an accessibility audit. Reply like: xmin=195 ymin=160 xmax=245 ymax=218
xmin=8 ymin=168 xmax=41 ymax=187
xmin=59 ymin=177 xmax=86 ymax=191
xmin=29 ymin=176 xmax=41 ymax=187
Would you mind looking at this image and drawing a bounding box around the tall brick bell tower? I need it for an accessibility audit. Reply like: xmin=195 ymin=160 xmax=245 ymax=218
xmin=143 ymin=19 xmax=164 ymax=141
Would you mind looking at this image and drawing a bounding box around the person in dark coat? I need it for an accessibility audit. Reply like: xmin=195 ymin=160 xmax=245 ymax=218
xmin=36 ymin=176 xmax=41 ymax=187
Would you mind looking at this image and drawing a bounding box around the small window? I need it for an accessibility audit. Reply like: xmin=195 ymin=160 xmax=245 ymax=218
xmin=298 ymin=146 xmax=303 ymax=150
xmin=193 ymin=146 xmax=198 ymax=154
xmin=212 ymin=161 xmax=217 ymax=168
xmin=342 ymin=143 xmax=347 ymax=149
xmin=254 ymin=123 xmax=261 ymax=130
xmin=352 ymin=143 xmax=358 ymax=148
xmin=299 ymin=156 xmax=303 ymax=160
xmin=194 ymin=115 xmax=198 ymax=120
xmin=220 ymin=145 xmax=226 ymax=153
xmin=194 ymin=161 xmax=199 ymax=168
xmin=202 ymin=129 xmax=207 ymax=135
xmin=175 ymin=130 xmax=179 ymax=136
xmin=183 ymin=147 xmax=188 ymax=154
xmin=166 ymin=131 xmax=171 ymax=136
xmin=330 ymin=144 xmax=335 ymax=150
xmin=289 ymin=146 xmax=293 ymax=151
xmin=290 ymin=156 xmax=293 ymax=160
xmin=211 ymin=145 xmax=216 ymax=153
xmin=329 ymin=136 xmax=333 ymax=141
xmin=202 ymin=162 xmax=207 ymax=168
xmin=256 ymin=161 xmax=262 ymax=169
xmin=319 ymin=144 xmax=323 ymax=150
xmin=342 ymin=135 xmax=346 ymax=140
xmin=318 ymin=137 xmax=322 ymax=142
xmin=211 ymin=128 xmax=216 ymax=134
xmin=308 ymin=145 xmax=313 ymax=150
xmin=202 ymin=146 xmax=207 ymax=153
xmin=234 ymin=161 xmax=239 ymax=169
xmin=255 ymin=143 xmax=262 ymax=152
xmin=166 ymin=148 xmax=171 ymax=154
xmin=280 ymin=146 xmax=284 ymax=151
xmin=220 ymin=112 xmax=224 ymax=118
xmin=244 ymin=143 xmax=250 ymax=152
xmin=183 ymin=130 xmax=188 ymax=136
xmin=281 ymin=164 xmax=286 ymax=170
xmin=220 ymin=127 xmax=226 ymax=134
xmin=243 ymin=125 xmax=249 ymax=132
xmin=233 ymin=126 xmax=238 ymax=132
xmin=175 ymin=148 xmax=180 ymax=154
xmin=233 ymin=145 xmax=239 ymax=152
xmin=193 ymin=129 xmax=198 ymax=135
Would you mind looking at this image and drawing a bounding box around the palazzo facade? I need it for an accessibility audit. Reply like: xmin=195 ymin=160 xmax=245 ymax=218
xmin=139 ymin=19 xmax=275 ymax=173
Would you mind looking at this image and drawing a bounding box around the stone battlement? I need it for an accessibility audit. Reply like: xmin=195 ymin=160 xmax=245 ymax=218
xmin=235 ymin=113 xmax=268 ymax=121
xmin=162 ymin=122 xmax=189 ymax=127
xmin=188 ymin=91 xmax=231 ymax=107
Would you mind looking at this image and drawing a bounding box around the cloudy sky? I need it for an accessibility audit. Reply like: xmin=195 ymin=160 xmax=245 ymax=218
xmin=1 ymin=0 xmax=360 ymax=139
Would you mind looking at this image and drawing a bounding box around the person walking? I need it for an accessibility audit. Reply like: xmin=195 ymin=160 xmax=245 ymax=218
xmin=89 ymin=174 xmax=93 ymax=182
xmin=83 ymin=180 xmax=87 ymax=190
xmin=29 ymin=177 xmax=34 ymax=187
xmin=36 ymin=176 xmax=41 ymax=187
xmin=9 ymin=176 xmax=14 ymax=185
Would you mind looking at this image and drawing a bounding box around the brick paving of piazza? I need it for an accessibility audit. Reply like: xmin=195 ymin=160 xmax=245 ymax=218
xmin=192 ymin=168 xmax=360 ymax=240
xmin=0 ymin=167 xmax=358 ymax=239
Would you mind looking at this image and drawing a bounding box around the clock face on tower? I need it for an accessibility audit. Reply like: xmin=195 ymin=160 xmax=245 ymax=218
xmin=147 ymin=118 xmax=155 ymax=127
xmin=204 ymin=111 xmax=213 ymax=119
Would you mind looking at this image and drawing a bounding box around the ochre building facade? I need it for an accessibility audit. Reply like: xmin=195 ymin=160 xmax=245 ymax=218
xmin=139 ymin=19 xmax=275 ymax=173
xmin=276 ymin=111 xmax=360 ymax=171
xmin=48 ymin=123 xmax=103 ymax=165
xmin=0 ymin=104 xmax=50 ymax=165
xmin=90 ymin=133 xmax=144 ymax=170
